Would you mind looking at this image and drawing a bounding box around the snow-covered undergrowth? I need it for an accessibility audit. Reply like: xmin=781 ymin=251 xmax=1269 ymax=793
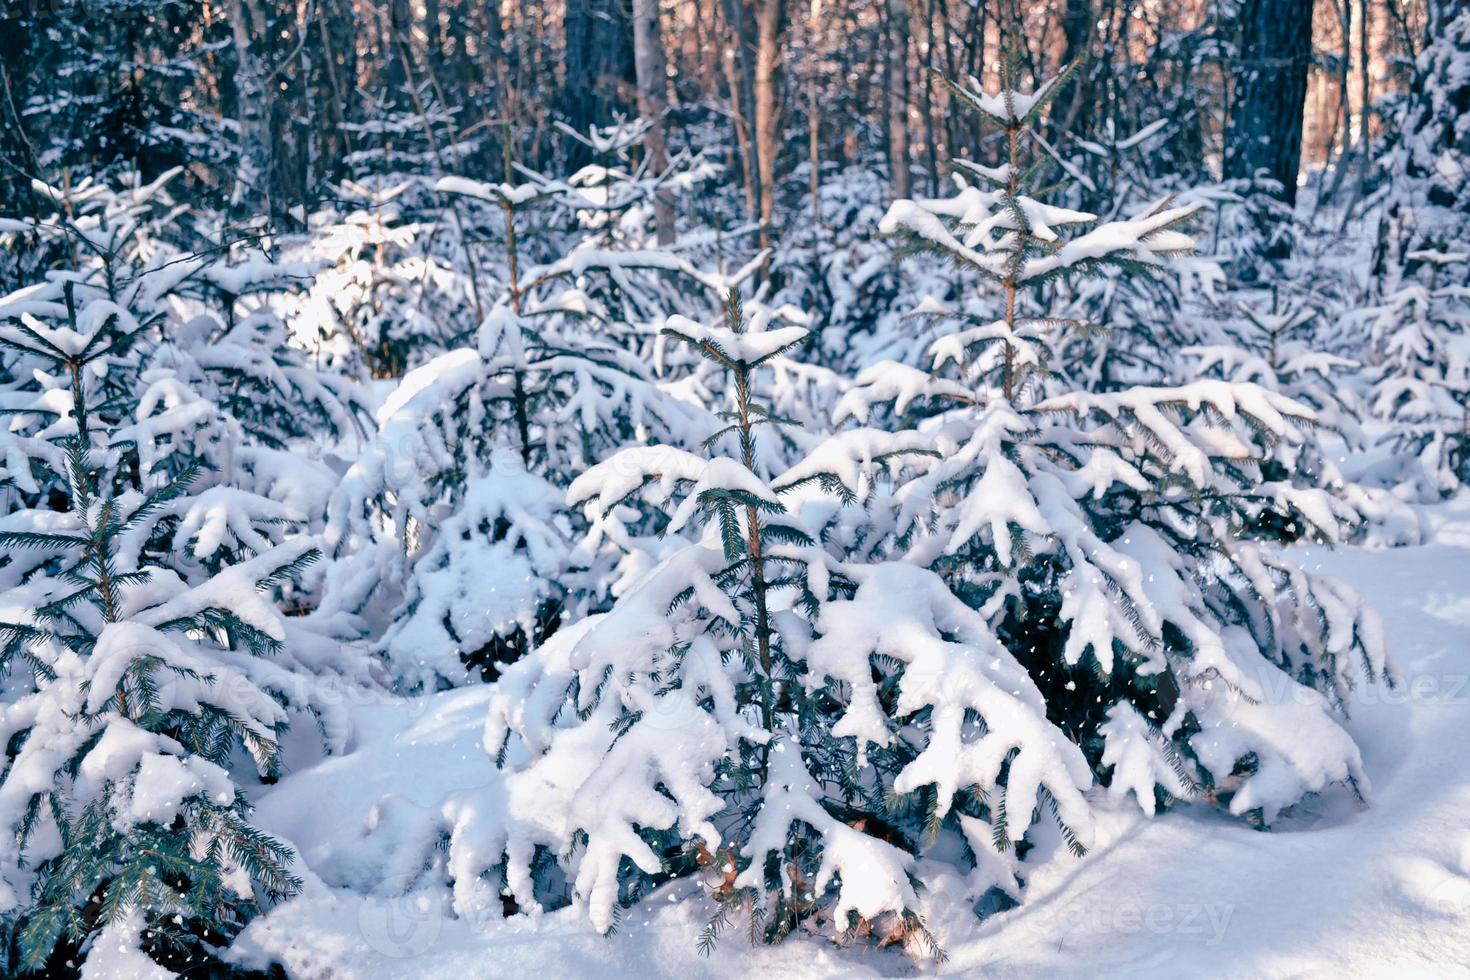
xmin=227 ymin=519 xmax=1470 ymax=978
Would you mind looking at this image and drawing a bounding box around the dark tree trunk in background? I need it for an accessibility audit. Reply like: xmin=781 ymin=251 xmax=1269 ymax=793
xmin=0 ymin=3 xmax=35 ymax=215
xmin=633 ymin=0 xmax=675 ymax=243
xmin=229 ymin=0 xmax=271 ymax=216
xmin=885 ymin=0 xmax=910 ymax=198
xmin=1225 ymin=0 xmax=1314 ymax=204
xmin=752 ymin=0 xmax=786 ymax=244
xmin=230 ymin=0 xmax=316 ymax=222
xmin=1050 ymin=0 xmax=1093 ymax=141
xmin=722 ymin=0 xmax=762 ymax=219
xmin=299 ymin=0 xmax=356 ymax=196
xmin=386 ymin=0 xmax=413 ymax=102
xmin=315 ymin=0 xmax=358 ymax=180
xmin=437 ymin=0 xmax=475 ymax=100
xmin=562 ymin=0 xmax=636 ymax=163
xmin=476 ymin=0 xmax=509 ymax=157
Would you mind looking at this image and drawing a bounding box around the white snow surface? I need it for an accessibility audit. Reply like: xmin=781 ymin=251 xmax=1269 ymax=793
xmin=229 ymin=508 xmax=1470 ymax=978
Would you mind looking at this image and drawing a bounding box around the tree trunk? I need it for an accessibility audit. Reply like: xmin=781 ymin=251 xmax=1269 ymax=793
xmin=296 ymin=0 xmax=354 ymax=204
xmin=1050 ymin=0 xmax=1093 ymax=142
xmin=385 ymin=0 xmax=415 ymax=103
xmin=886 ymin=0 xmax=910 ymax=198
xmin=722 ymin=0 xmax=762 ymax=220
xmin=918 ymin=0 xmax=939 ymax=194
xmin=1224 ymin=0 xmax=1314 ymax=205
xmin=563 ymin=0 xmax=636 ymax=162
xmin=808 ymin=5 xmax=821 ymax=226
xmin=753 ymin=0 xmax=785 ymax=244
xmin=632 ymin=0 xmax=675 ymax=244
xmin=0 ymin=3 xmax=36 ymax=216
xmin=228 ymin=0 xmax=271 ymax=216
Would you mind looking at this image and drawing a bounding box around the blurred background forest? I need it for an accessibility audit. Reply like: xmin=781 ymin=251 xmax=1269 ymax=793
xmin=0 ymin=0 xmax=1456 ymax=248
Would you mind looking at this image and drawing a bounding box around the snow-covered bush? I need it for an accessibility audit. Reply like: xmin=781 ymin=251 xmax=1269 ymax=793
xmin=0 ymin=474 xmax=313 ymax=972
xmin=1054 ymin=253 xmax=1222 ymax=392
xmin=1181 ymin=300 xmax=1422 ymax=544
xmin=1363 ymin=7 xmax=1470 ymax=499
xmin=1375 ymin=3 xmax=1470 ymax=276
xmin=1191 ymin=175 xmax=1303 ymax=282
xmin=411 ymin=59 xmax=1400 ymax=959
xmin=287 ymin=180 xmax=476 ymax=378
xmin=323 ymin=171 xmax=733 ymax=689
xmin=1362 ymin=251 xmax=1470 ymax=498
xmin=374 ymin=458 xmax=573 ymax=687
xmin=0 ymin=234 xmax=368 ymax=973
xmin=869 ymin=56 xmax=1391 ymax=831
xmin=1043 ymin=121 xmax=1226 ymax=393
xmin=442 ymin=293 xmax=1007 ymax=953
xmin=770 ymin=167 xmax=955 ymax=373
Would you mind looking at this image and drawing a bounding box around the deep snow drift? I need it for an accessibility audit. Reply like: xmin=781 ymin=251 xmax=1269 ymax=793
xmin=227 ymin=504 xmax=1470 ymax=979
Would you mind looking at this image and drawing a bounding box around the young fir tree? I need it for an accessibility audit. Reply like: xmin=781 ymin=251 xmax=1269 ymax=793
xmin=548 ymin=117 xmax=719 ymax=253
xmin=1363 ymin=251 xmax=1470 ymax=498
xmin=0 ymin=171 xmax=369 ymax=531
xmin=441 ymin=151 xmax=762 ymax=379
xmin=1362 ymin=4 xmax=1470 ymax=499
xmin=0 ymin=270 xmax=360 ymax=976
xmin=324 ymin=160 xmax=759 ymax=690
xmin=865 ymin=52 xmax=1390 ymax=830
xmin=0 ymin=448 xmax=309 ymax=975
xmin=407 ymin=291 xmax=1117 ymax=958
xmin=1181 ymin=299 xmax=1422 ymax=545
xmin=1375 ymin=2 xmax=1470 ymax=279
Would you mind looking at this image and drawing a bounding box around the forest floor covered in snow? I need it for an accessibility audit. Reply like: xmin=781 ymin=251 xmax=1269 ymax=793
xmin=227 ymin=501 xmax=1470 ymax=980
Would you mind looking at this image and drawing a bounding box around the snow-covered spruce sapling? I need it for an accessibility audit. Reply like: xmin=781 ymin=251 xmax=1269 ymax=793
xmin=325 ymin=172 xmax=730 ymax=689
xmin=862 ymin=51 xmax=1205 ymax=412
xmin=434 ymin=293 xmax=1107 ymax=956
xmin=0 ymin=173 xmax=202 ymax=509
xmin=0 ymin=237 xmax=374 ymax=972
xmin=435 ymin=173 xmax=552 ymax=466
xmin=430 ymin=165 xmax=732 ymax=484
xmin=1375 ymin=3 xmax=1470 ymax=279
xmin=549 ymin=117 xmax=718 ymax=252
xmin=871 ymin=56 xmax=1391 ymax=827
xmin=1358 ymin=7 xmax=1470 ymax=498
xmin=0 ymin=279 xmax=146 ymax=508
xmin=1182 ymin=299 xmax=1422 ymax=545
xmin=368 ymin=451 xmax=574 ymax=689
xmin=1363 ymin=251 xmax=1470 ymax=497
xmin=478 ymin=291 xmax=845 ymax=941
xmin=458 ymin=295 xmax=823 ymax=940
xmin=437 ymin=163 xmax=765 ymax=390
xmin=0 ymin=223 xmax=367 ymax=554
xmin=324 ymin=352 xmax=707 ymax=694
xmin=0 ymin=430 xmax=312 ymax=973
xmin=182 ymin=259 xmax=371 ymax=456
xmin=0 ymin=251 xmax=355 ymax=646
